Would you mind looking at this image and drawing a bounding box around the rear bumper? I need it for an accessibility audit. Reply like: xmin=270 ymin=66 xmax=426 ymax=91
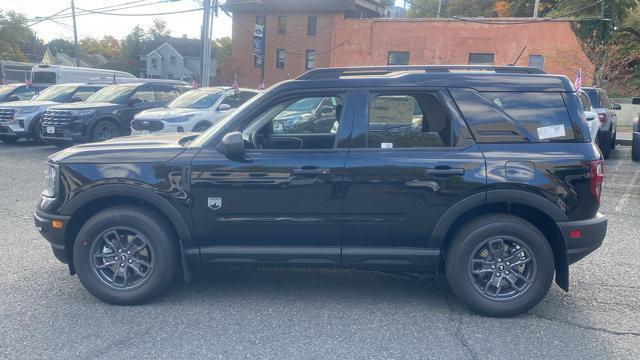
xmin=34 ymin=209 xmax=71 ymax=263
xmin=558 ymin=213 xmax=607 ymax=264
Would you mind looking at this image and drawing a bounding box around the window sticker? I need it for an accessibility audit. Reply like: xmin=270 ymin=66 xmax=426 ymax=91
xmin=537 ymin=124 xmax=566 ymax=140
xmin=381 ymin=142 xmax=393 ymax=149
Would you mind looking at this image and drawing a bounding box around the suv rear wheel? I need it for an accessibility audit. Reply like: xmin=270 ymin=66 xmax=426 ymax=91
xmin=446 ymin=214 xmax=554 ymax=317
xmin=73 ymin=206 xmax=178 ymax=304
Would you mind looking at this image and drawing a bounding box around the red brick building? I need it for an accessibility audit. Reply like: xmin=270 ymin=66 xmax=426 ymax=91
xmin=223 ymin=0 xmax=595 ymax=88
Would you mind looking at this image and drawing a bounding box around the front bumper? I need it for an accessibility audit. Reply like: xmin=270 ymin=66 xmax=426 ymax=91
xmin=41 ymin=126 xmax=89 ymax=143
xmin=34 ymin=208 xmax=71 ymax=263
xmin=558 ymin=213 xmax=607 ymax=264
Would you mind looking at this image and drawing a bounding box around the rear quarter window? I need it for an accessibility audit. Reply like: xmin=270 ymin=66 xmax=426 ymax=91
xmin=450 ymin=89 xmax=575 ymax=143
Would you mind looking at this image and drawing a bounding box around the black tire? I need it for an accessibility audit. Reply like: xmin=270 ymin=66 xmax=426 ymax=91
xmin=31 ymin=118 xmax=45 ymax=144
xmin=632 ymin=132 xmax=640 ymax=162
xmin=73 ymin=206 xmax=178 ymax=304
xmin=192 ymin=122 xmax=212 ymax=133
xmin=611 ymin=131 xmax=616 ymax=150
xmin=91 ymin=119 xmax=120 ymax=142
xmin=445 ymin=214 xmax=554 ymax=317
xmin=598 ymin=134 xmax=611 ymax=159
xmin=0 ymin=135 xmax=18 ymax=143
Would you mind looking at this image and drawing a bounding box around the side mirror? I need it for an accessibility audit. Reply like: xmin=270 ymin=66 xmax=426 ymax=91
xmin=8 ymin=95 xmax=20 ymax=102
xmin=70 ymin=97 xmax=83 ymax=103
xmin=217 ymin=103 xmax=232 ymax=111
xmin=612 ymin=103 xmax=622 ymax=110
xmin=128 ymin=97 xmax=142 ymax=107
xmin=221 ymin=131 xmax=245 ymax=160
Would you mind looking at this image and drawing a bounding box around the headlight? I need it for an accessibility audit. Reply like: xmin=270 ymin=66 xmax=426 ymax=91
xmin=164 ymin=115 xmax=194 ymax=123
xmin=69 ymin=109 xmax=96 ymax=116
xmin=16 ymin=106 xmax=40 ymax=114
xmin=43 ymin=162 xmax=60 ymax=198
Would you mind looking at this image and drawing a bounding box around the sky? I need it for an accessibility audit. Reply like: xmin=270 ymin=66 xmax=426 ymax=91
xmin=1 ymin=0 xmax=233 ymax=42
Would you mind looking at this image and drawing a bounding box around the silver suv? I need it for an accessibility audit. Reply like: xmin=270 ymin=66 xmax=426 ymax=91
xmin=582 ymin=87 xmax=621 ymax=159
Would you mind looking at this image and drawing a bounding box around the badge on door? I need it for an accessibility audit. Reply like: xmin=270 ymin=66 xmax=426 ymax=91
xmin=208 ymin=197 xmax=222 ymax=210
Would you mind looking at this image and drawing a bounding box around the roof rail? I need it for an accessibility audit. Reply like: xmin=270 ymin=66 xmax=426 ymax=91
xmin=297 ymin=65 xmax=545 ymax=80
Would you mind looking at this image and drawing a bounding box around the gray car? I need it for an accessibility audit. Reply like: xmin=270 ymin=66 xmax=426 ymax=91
xmin=582 ymin=87 xmax=621 ymax=159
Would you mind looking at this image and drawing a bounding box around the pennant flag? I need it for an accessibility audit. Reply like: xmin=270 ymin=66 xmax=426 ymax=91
xmin=574 ymin=69 xmax=582 ymax=92
xmin=191 ymin=75 xmax=199 ymax=89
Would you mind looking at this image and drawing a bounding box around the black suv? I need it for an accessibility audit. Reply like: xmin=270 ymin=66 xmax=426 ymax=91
xmin=35 ymin=66 xmax=606 ymax=317
xmin=40 ymin=81 xmax=188 ymax=144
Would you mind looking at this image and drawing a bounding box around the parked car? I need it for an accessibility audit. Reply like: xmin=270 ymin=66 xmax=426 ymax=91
xmin=0 ymin=83 xmax=105 ymax=143
xmin=0 ymin=83 xmax=45 ymax=103
xmin=35 ymin=65 xmax=606 ymax=317
xmin=582 ymin=87 xmax=621 ymax=159
xmin=130 ymin=87 xmax=258 ymax=135
xmin=40 ymin=81 xmax=187 ymax=145
xmin=31 ymin=64 xmax=135 ymax=87
xmin=632 ymin=97 xmax=640 ymax=161
xmin=577 ymin=90 xmax=599 ymax=143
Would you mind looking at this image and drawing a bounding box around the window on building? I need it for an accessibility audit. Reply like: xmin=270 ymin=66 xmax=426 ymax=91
xmin=276 ymin=49 xmax=285 ymax=68
xmin=169 ymin=55 xmax=177 ymax=66
xmin=528 ymin=54 xmax=544 ymax=70
xmin=387 ymin=51 xmax=410 ymax=65
xmin=366 ymin=94 xmax=451 ymax=148
xmin=277 ymin=16 xmax=287 ymax=34
xmin=150 ymin=58 xmax=158 ymax=69
xmin=254 ymin=55 xmax=263 ymax=67
xmin=255 ymin=15 xmax=265 ymax=25
xmin=468 ymin=53 xmax=495 ymax=65
xmin=305 ymin=50 xmax=316 ymax=70
xmin=308 ymin=16 xmax=317 ymax=36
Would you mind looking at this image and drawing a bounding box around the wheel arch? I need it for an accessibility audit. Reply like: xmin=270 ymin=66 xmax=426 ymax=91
xmin=431 ymin=190 xmax=569 ymax=291
xmin=61 ymin=184 xmax=195 ymax=278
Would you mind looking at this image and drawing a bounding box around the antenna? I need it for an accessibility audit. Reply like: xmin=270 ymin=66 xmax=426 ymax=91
xmin=509 ymin=46 xmax=527 ymax=66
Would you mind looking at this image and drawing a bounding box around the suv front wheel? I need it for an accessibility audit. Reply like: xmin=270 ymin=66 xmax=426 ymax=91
xmin=73 ymin=206 xmax=178 ymax=304
xmin=446 ymin=214 xmax=554 ymax=317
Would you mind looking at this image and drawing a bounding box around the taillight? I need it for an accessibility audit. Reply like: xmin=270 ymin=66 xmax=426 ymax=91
xmin=598 ymin=113 xmax=607 ymax=127
xmin=590 ymin=160 xmax=604 ymax=203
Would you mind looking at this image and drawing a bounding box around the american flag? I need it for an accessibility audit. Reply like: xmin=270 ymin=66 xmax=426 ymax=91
xmin=231 ymin=74 xmax=239 ymax=93
xmin=191 ymin=75 xmax=199 ymax=89
xmin=0 ymin=76 xmax=6 ymax=85
xmin=574 ymin=69 xmax=582 ymax=92
xmin=258 ymin=80 xmax=265 ymax=91
xmin=24 ymin=73 xmax=32 ymax=88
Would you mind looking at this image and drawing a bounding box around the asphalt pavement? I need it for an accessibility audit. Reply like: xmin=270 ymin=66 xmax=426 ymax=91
xmin=0 ymin=140 xmax=638 ymax=359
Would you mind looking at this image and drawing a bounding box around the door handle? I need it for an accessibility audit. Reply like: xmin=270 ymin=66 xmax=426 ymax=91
xmin=425 ymin=167 xmax=465 ymax=177
xmin=292 ymin=167 xmax=329 ymax=175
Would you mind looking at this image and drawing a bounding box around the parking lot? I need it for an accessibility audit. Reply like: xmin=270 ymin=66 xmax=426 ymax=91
xmin=0 ymin=141 xmax=638 ymax=360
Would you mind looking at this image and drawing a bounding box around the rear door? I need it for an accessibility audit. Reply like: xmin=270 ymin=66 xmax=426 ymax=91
xmin=341 ymin=88 xmax=486 ymax=270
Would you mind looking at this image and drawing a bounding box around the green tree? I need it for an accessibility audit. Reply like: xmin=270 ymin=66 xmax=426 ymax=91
xmin=147 ymin=18 xmax=170 ymax=40
xmin=407 ymin=0 xmax=440 ymax=17
xmin=46 ymin=38 xmax=76 ymax=56
xmin=0 ymin=10 xmax=33 ymax=61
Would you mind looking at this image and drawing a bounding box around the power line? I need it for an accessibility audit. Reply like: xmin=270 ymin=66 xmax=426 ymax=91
xmin=74 ymin=6 xmax=203 ymax=17
xmin=27 ymin=7 xmax=71 ymax=27
xmin=403 ymin=0 xmax=605 ymax=25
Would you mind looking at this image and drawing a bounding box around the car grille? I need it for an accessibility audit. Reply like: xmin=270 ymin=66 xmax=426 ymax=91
xmin=131 ymin=119 xmax=164 ymax=132
xmin=42 ymin=110 xmax=73 ymax=127
xmin=0 ymin=108 xmax=15 ymax=123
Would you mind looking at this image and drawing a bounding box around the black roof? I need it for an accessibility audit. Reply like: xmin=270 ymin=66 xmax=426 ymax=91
xmin=274 ymin=66 xmax=574 ymax=92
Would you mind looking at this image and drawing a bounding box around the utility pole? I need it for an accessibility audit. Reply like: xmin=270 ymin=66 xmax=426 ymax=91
xmin=533 ymin=0 xmax=541 ymax=18
xmin=71 ymin=0 xmax=80 ymax=66
xmin=260 ymin=12 xmax=266 ymax=87
xmin=200 ymin=0 xmax=211 ymax=86
xmin=437 ymin=0 xmax=443 ymax=18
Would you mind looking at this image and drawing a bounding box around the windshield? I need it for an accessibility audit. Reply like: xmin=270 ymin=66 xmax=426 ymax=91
xmin=85 ymin=85 xmax=135 ymax=104
xmin=32 ymin=71 xmax=56 ymax=84
xmin=583 ymin=89 xmax=600 ymax=108
xmin=189 ymin=90 xmax=267 ymax=147
xmin=284 ymin=97 xmax=322 ymax=112
xmin=33 ymin=84 xmax=78 ymax=102
xmin=168 ymin=89 xmax=223 ymax=109
xmin=0 ymin=85 xmax=19 ymax=99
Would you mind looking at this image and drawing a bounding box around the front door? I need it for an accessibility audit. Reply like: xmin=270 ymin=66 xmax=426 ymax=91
xmin=190 ymin=90 xmax=356 ymax=265
xmin=341 ymin=89 xmax=486 ymax=270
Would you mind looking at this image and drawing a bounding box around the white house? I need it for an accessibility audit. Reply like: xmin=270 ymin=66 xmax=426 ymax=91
xmin=140 ymin=37 xmax=216 ymax=83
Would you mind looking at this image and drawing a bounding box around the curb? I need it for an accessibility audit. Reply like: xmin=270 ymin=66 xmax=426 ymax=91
xmin=617 ymin=138 xmax=632 ymax=146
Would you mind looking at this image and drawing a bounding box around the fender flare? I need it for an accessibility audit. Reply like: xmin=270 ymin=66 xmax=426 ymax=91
xmin=62 ymin=183 xmax=194 ymax=249
xmin=428 ymin=189 xmax=568 ymax=249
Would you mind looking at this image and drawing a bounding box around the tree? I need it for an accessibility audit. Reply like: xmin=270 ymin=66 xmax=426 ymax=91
xmin=147 ymin=18 xmax=170 ymax=40
xmin=0 ymin=10 xmax=33 ymax=61
xmin=46 ymin=38 xmax=76 ymax=56
xmin=407 ymin=0 xmax=441 ymax=17
xmin=408 ymin=0 xmax=497 ymax=18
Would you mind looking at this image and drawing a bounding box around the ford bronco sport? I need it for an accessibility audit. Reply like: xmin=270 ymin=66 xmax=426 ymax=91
xmin=35 ymin=66 xmax=607 ymax=317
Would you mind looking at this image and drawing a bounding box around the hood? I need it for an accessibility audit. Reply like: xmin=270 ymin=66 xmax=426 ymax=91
xmin=0 ymin=100 xmax=60 ymax=108
xmin=49 ymin=133 xmax=199 ymax=164
xmin=135 ymin=107 xmax=202 ymax=120
xmin=50 ymin=102 xmax=119 ymax=110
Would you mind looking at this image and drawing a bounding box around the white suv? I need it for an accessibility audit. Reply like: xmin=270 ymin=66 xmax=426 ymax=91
xmin=130 ymin=87 xmax=258 ymax=135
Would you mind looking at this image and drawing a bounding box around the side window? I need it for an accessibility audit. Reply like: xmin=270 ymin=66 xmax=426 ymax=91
xmin=72 ymin=87 xmax=101 ymax=101
xmin=239 ymin=91 xmax=257 ymax=104
xmin=241 ymin=95 xmax=343 ymax=150
xmin=366 ymin=94 xmax=451 ymax=148
xmin=131 ymin=86 xmax=156 ymax=103
xmin=221 ymin=92 xmax=244 ymax=108
xmin=15 ymin=87 xmax=35 ymax=100
xmin=480 ymin=92 xmax=575 ymax=141
xmin=155 ymin=85 xmax=180 ymax=103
